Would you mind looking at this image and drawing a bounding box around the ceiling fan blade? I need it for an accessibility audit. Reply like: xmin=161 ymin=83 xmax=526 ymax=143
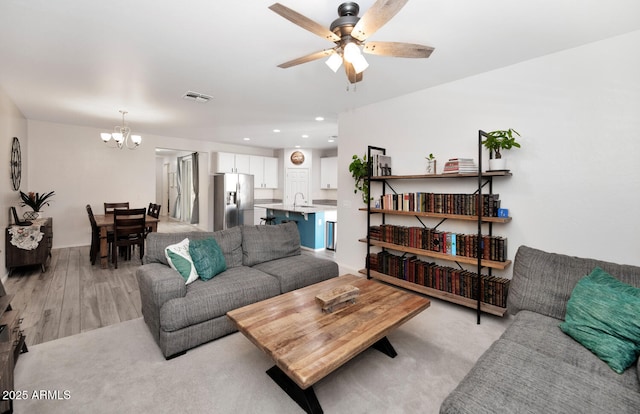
xmin=269 ymin=3 xmax=340 ymax=43
xmin=363 ymin=41 xmax=434 ymax=58
xmin=351 ymin=0 xmax=409 ymax=41
xmin=344 ymin=62 xmax=363 ymax=84
xmin=277 ymin=49 xmax=335 ymax=69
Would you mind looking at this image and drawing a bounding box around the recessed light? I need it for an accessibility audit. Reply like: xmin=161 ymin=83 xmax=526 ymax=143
xmin=273 ymin=129 xmax=281 ymax=133
xmin=295 ymin=145 xmax=301 ymax=148
xmin=302 ymin=134 xmax=309 ymax=138
xmin=243 ymin=137 xmax=251 ymax=141
xmin=315 ymin=116 xmax=324 ymax=121
xmin=328 ymin=139 xmax=335 ymax=143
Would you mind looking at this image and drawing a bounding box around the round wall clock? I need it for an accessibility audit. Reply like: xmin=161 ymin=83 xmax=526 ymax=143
xmin=290 ymin=150 xmax=305 ymax=165
xmin=10 ymin=137 xmax=21 ymax=191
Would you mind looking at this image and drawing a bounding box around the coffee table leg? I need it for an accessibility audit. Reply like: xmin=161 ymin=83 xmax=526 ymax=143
xmin=372 ymin=336 xmax=397 ymax=358
xmin=266 ymin=366 xmax=323 ymax=414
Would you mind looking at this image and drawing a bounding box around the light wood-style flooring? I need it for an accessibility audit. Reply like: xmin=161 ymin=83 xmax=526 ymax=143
xmin=3 ymin=217 xmax=202 ymax=347
xmin=3 ymin=218 xmax=335 ymax=347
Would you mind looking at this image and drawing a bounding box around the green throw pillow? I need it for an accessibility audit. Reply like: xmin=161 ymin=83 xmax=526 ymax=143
xmin=189 ymin=237 xmax=227 ymax=281
xmin=560 ymin=267 xmax=640 ymax=373
xmin=165 ymin=238 xmax=199 ymax=284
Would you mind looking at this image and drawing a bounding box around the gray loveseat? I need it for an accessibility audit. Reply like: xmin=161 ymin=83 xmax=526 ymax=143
xmin=441 ymin=245 xmax=640 ymax=413
xmin=137 ymin=222 xmax=339 ymax=359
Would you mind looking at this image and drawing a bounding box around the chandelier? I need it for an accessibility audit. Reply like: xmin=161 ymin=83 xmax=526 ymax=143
xmin=100 ymin=110 xmax=142 ymax=150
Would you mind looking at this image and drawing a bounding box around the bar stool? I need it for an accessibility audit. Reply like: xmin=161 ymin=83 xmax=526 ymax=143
xmin=260 ymin=216 xmax=276 ymax=225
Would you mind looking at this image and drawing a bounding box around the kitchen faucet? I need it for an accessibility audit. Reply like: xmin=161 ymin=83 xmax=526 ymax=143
xmin=293 ymin=192 xmax=305 ymax=208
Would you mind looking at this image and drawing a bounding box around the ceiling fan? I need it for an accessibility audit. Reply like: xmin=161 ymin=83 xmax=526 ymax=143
xmin=269 ymin=0 xmax=434 ymax=84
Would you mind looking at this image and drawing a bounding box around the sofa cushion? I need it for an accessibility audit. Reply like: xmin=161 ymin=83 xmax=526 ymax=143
xmin=189 ymin=237 xmax=227 ymax=281
xmin=508 ymin=246 xmax=640 ymax=320
xmin=144 ymin=227 xmax=243 ymax=268
xmin=241 ymin=222 xmax=301 ymax=266
xmin=502 ymin=311 xmax=639 ymax=391
xmin=252 ymin=254 xmax=339 ymax=293
xmin=165 ymin=238 xmax=199 ymax=284
xmin=440 ymin=339 xmax=640 ymax=414
xmin=560 ymin=267 xmax=640 ymax=374
xmin=159 ymin=266 xmax=280 ymax=332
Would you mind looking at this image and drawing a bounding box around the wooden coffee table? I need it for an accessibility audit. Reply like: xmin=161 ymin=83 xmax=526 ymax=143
xmin=226 ymin=274 xmax=431 ymax=414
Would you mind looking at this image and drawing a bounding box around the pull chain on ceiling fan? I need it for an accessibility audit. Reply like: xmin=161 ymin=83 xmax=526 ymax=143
xmin=269 ymin=0 xmax=434 ymax=84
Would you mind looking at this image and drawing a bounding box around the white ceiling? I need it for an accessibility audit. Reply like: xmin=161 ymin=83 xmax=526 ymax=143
xmin=1 ymin=0 xmax=639 ymax=150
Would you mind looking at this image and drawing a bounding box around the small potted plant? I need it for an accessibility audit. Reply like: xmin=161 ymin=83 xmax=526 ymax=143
xmin=19 ymin=190 xmax=55 ymax=219
xmin=425 ymin=153 xmax=436 ymax=174
xmin=482 ymin=129 xmax=521 ymax=171
xmin=348 ymin=154 xmax=371 ymax=204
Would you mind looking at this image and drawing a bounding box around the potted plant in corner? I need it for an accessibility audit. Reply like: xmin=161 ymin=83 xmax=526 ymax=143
xmin=348 ymin=154 xmax=371 ymax=204
xmin=482 ymin=129 xmax=521 ymax=171
xmin=19 ymin=190 xmax=55 ymax=220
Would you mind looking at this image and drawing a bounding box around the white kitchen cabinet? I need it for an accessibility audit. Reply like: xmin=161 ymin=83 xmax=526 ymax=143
xmin=263 ymin=156 xmax=278 ymax=188
xmin=250 ymin=155 xmax=278 ymax=189
xmin=214 ymin=152 xmax=250 ymax=174
xmin=320 ymin=157 xmax=338 ymax=189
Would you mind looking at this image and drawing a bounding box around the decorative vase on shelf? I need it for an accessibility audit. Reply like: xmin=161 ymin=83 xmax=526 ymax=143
xmin=426 ymin=159 xmax=437 ymax=174
xmin=23 ymin=210 xmax=40 ymax=220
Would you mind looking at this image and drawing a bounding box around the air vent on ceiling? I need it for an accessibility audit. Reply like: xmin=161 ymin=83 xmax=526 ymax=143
xmin=182 ymin=91 xmax=212 ymax=103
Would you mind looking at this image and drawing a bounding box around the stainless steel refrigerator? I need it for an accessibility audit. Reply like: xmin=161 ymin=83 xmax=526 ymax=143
xmin=212 ymin=173 xmax=254 ymax=231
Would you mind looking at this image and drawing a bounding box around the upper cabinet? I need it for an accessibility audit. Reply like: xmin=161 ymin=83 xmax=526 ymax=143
xmin=320 ymin=157 xmax=338 ymax=189
xmin=250 ymin=155 xmax=278 ymax=189
xmin=214 ymin=152 xmax=250 ymax=174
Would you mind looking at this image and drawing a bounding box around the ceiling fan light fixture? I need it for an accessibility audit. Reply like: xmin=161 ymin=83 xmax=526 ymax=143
xmin=342 ymin=42 xmax=361 ymax=63
xmin=352 ymin=54 xmax=369 ymax=74
xmin=325 ymin=53 xmax=343 ymax=72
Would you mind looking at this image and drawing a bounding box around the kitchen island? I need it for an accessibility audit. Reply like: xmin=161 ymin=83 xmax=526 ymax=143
xmin=255 ymin=203 xmax=337 ymax=250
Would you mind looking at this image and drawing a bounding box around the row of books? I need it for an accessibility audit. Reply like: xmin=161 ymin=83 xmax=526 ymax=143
xmin=368 ymin=251 xmax=509 ymax=308
xmin=377 ymin=192 xmax=501 ymax=217
xmin=370 ymin=224 xmax=508 ymax=262
xmin=443 ymin=158 xmax=478 ymax=174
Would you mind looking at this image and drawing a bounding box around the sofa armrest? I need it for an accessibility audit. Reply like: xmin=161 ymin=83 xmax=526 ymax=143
xmin=136 ymin=263 xmax=187 ymax=340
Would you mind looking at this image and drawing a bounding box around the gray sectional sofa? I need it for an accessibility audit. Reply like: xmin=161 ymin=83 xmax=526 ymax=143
xmin=441 ymin=245 xmax=640 ymax=413
xmin=137 ymin=222 xmax=339 ymax=359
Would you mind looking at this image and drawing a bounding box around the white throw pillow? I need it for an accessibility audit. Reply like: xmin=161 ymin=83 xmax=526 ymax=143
xmin=165 ymin=238 xmax=199 ymax=284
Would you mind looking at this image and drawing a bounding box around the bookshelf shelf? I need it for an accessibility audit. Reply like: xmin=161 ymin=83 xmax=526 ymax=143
xmin=358 ymin=238 xmax=511 ymax=270
xmin=359 ymin=269 xmax=508 ymax=317
xmin=368 ymin=171 xmax=512 ymax=181
xmin=362 ymin=138 xmax=512 ymax=323
xmin=359 ymin=208 xmax=512 ymax=223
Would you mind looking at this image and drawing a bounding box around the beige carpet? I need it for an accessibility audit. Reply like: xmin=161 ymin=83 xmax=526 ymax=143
xmin=13 ymin=298 xmax=511 ymax=414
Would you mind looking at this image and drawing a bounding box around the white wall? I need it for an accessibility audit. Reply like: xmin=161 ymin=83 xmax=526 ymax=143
xmin=0 ymin=85 xmax=28 ymax=278
xmin=27 ymin=120 xmax=274 ymax=248
xmin=336 ymin=30 xmax=640 ymax=276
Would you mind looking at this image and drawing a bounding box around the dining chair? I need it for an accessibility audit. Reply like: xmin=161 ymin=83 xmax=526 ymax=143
xmin=104 ymin=202 xmax=130 ymax=215
xmin=86 ymin=204 xmax=113 ymax=265
xmin=145 ymin=203 xmax=161 ymax=236
xmin=112 ymin=208 xmax=146 ymax=269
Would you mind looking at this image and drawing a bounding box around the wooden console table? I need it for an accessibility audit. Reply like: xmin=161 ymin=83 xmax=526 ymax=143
xmin=5 ymin=217 xmax=53 ymax=275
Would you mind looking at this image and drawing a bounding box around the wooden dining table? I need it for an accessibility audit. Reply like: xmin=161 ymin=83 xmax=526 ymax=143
xmin=93 ymin=214 xmax=160 ymax=269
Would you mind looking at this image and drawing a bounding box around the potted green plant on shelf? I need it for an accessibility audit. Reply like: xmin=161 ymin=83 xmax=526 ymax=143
xmin=482 ymin=129 xmax=521 ymax=171
xmin=19 ymin=190 xmax=55 ymax=219
xmin=348 ymin=154 xmax=371 ymax=204
xmin=425 ymin=153 xmax=436 ymax=174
